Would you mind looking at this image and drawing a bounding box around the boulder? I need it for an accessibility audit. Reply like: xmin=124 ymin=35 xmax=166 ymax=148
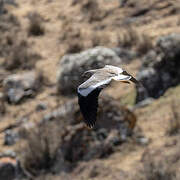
xmin=4 ymin=130 xmax=19 ymax=146
xmin=3 ymin=71 xmax=42 ymax=104
xmin=111 ymin=47 xmax=137 ymax=63
xmin=136 ymin=33 xmax=180 ymax=102
xmin=57 ymin=46 xmax=122 ymax=95
xmin=0 ymin=156 xmax=19 ymax=180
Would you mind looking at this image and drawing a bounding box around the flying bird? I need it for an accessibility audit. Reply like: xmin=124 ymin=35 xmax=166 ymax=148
xmin=77 ymin=65 xmax=139 ymax=128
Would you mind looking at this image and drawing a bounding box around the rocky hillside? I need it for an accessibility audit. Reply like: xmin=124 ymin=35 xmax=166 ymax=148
xmin=0 ymin=0 xmax=180 ymax=179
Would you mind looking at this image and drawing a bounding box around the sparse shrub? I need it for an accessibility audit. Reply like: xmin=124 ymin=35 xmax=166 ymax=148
xmin=91 ymin=31 xmax=110 ymax=47
xmin=20 ymin=122 xmax=61 ymax=176
xmin=28 ymin=12 xmax=45 ymax=36
xmin=59 ymin=21 xmax=84 ymax=53
xmin=118 ymin=26 xmax=139 ymax=48
xmin=167 ymin=101 xmax=180 ymax=136
xmin=118 ymin=26 xmax=153 ymax=55
xmin=143 ymin=161 xmax=176 ymax=180
xmin=141 ymin=149 xmax=177 ymax=180
xmin=0 ymin=12 xmax=41 ymax=70
xmin=66 ymin=40 xmax=83 ymax=54
xmin=81 ymin=0 xmax=106 ymax=22
xmin=136 ymin=33 xmax=153 ymax=55
xmin=4 ymin=40 xmax=41 ymax=70
xmin=0 ymin=13 xmax=20 ymax=56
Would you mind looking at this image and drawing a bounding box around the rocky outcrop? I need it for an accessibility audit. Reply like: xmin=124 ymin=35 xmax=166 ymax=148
xmin=136 ymin=33 xmax=180 ymax=102
xmin=111 ymin=47 xmax=137 ymax=63
xmin=0 ymin=156 xmax=19 ymax=180
xmin=4 ymin=130 xmax=19 ymax=146
xmin=57 ymin=46 xmax=122 ymax=95
xmin=3 ymin=71 xmax=42 ymax=104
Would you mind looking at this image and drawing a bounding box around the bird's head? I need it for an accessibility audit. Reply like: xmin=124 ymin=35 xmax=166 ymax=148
xmin=115 ymin=69 xmax=139 ymax=85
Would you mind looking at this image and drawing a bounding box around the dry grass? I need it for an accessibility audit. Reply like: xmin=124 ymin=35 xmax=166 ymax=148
xmin=167 ymin=101 xmax=180 ymax=136
xmin=136 ymin=33 xmax=154 ymax=55
xmin=4 ymin=40 xmax=41 ymax=70
xmin=27 ymin=12 xmax=45 ymax=36
xmin=143 ymin=160 xmax=176 ymax=180
xmin=140 ymin=147 xmax=177 ymax=180
xmin=0 ymin=12 xmax=41 ymax=70
xmin=19 ymin=121 xmax=61 ymax=177
xmin=91 ymin=31 xmax=110 ymax=48
xmin=65 ymin=40 xmax=83 ymax=54
xmin=118 ymin=27 xmax=139 ymax=48
xmin=118 ymin=26 xmax=153 ymax=55
xmin=80 ymin=0 xmax=106 ymax=22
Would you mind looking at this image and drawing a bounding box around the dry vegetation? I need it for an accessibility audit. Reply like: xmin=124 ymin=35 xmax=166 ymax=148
xmin=142 ymin=156 xmax=176 ymax=180
xmin=19 ymin=121 xmax=61 ymax=177
xmin=27 ymin=12 xmax=45 ymax=36
xmin=4 ymin=40 xmax=41 ymax=71
xmin=0 ymin=12 xmax=41 ymax=71
xmin=0 ymin=0 xmax=180 ymax=180
xmin=167 ymin=101 xmax=180 ymax=136
xmin=118 ymin=26 xmax=153 ymax=55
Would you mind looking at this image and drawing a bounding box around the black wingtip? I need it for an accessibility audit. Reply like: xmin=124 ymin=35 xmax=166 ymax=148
xmin=84 ymin=123 xmax=94 ymax=129
xmin=78 ymin=88 xmax=101 ymax=130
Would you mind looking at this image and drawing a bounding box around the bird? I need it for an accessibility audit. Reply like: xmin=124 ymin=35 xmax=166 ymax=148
xmin=77 ymin=65 xmax=139 ymax=128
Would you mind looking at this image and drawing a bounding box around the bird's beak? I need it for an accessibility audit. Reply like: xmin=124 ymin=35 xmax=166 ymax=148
xmin=129 ymin=76 xmax=139 ymax=85
xmin=121 ymin=71 xmax=139 ymax=85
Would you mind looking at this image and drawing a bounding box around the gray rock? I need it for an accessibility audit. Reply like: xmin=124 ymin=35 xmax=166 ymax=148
xmin=136 ymin=33 xmax=180 ymax=103
xmin=4 ymin=130 xmax=19 ymax=146
xmin=0 ymin=0 xmax=17 ymax=14
xmin=111 ymin=47 xmax=137 ymax=63
xmin=36 ymin=102 xmax=47 ymax=111
xmin=136 ymin=68 xmax=161 ymax=102
xmin=156 ymin=33 xmax=180 ymax=59
xmin=135 ymin=136 xmax=150 ymax=146
xmin=0 ymin=150 xmax=16 ymax=158
xmin=134 ymin=98 xmax=154 ymax=109
xmin=0 ymin=156 xmax=19 ymax=180
xmin=3 ymin=71 xmax=42 ymax=104
xmin=57 ymin=46 xmax=122 ymax=95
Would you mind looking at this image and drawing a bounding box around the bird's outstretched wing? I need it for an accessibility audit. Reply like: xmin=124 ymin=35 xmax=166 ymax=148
xmin=78 ymin=87 xmax=101 ymax=128
xmin=78 ymin=73 xmax=112 ymax=128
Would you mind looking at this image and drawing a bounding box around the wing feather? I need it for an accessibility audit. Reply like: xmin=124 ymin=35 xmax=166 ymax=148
xmin=78 ymin=88 xmax=102 ymax=128
xmin=78 ymin=73 xmax=112 ymax=97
